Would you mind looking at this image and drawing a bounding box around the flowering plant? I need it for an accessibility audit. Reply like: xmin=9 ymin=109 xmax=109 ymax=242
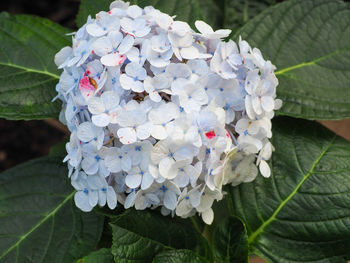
xmin=0 ymin=0 xmax=349 ymax=262
xmin=54 ymin=1 xmax=282 ymax=225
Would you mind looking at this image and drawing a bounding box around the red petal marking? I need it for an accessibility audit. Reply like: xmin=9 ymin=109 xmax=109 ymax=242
xmin=126 ymin=32 xmax=135 ymax=37
xmin=117 ymin=55 xmax=127 ymax=65
xmin=91 ymin=50 xmax=95 ymax=54
xmin=225 ymin=130 xmax=230 ymax=138
xmin=108 ymin=11 xmax=111 ymax=14
xmin=205 ymin=130 xmax=216 ymax=140
xmin=79 ymin=76 xmax=95 ymax=94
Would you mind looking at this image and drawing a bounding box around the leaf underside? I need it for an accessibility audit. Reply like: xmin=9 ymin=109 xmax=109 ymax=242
xmin=0 ymin=157 xmax=104 ymax=263
xmin=234 ymin=0 xmax=350 ymax=120
xmin=228 ymin=117 xmax=350 ymax=262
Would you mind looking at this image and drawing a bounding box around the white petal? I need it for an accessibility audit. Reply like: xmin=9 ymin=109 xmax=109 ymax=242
xmin=180 ymin=46 xmax=199 ymax=60
xmin=98 ymin=191 xmax=107 ymax=206
xmin=150 ymin=125 xmax=168 ymax=140
xmin=101 ymin=91 xmax=120 ymax=110
xmin=88 ymin=97 xmax=105 ymax=114
xmin=274 ymin=99 xmax=283 ymax=110
xmin=245 ymin=96 xmax=255 ymax=120
xmin=86 ymin=23 xmax=106 ymax=37
xmin=77 ymin=122 xmax=96 ymax=142
xmin=261 ymin=96 xmax=275 ymax=112
xmin=202 ymin=208 xmax=214 ymax=225
xmin=148 ymin=91 xmax=162 ymax=102
xmin=136 ymin=122 xmax=152 ymax=140
xmin=259 ymin=160 xmax=271 ymax=178
xmin=101 ymin=53 xmax=126 ymax=67
xmin=125 ymin=173 xmax=142 ymax=188
xmin=105 ymin=157 xmax=121 ymax=173
xmin=121 ymin=156 xmax=132 ymax=172
xmin=159 ymin=157 xmax=176 ymax=179
xmin=151 ymin=140 xmax=169 ymax=164
xmin=189 ymin=190 xmax=201 ymax=207
xmin=135 ymin=26 xmax=151 ymax=38
xmin=131 ymin=81 xmax=144 ymax=93
xmin=124 ymin=191 xmax=136 ymax=208
xmin=164 ymin=191 xmax=177 ymax=210
xmin=92 ymin=113 xmax=111 ymax=127
xmin=252 ymin=97 xmax=263 ymax=115
xmin=82 ymin=157 xmax=99 ymax=175
xmin=74 ymin=191 xmax=93 ymax=212
xmin=173 ymin=172 xmax=189 ymax=188
xmin=119 ymin=35 xmax=135 ymax=54
xmin=176 ymin=199 xmax=192 ymax=217
xmin=91 ymin=37 xmax=112 ymax=57
xmin=127 ymin=5 xmax=143 ymax=18
xmin=55 ymin=46 xmax=72 ymax=67
xmin=117 ymin=127 xmax=137 ymax=144
xmin=141 ymin=173 xmax=154 ymax=190
xmin=89 ymin=190 xmax=98 ymax=207
xmin=119 ymin=74 xmax=134 ymax=91
xmin=214 ymin=29 xmax=231 ymax=38
xmin=195 ymin=20 xmax=214 ymax=34
xmin=126 ymin=47 xmax=140 ymax=62
xmin=107 ymin=186 xmax=117 ymax=209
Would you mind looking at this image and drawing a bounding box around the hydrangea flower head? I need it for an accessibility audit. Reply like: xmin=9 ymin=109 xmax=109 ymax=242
xmin=55 ymin=0 xmax=282 ymax=224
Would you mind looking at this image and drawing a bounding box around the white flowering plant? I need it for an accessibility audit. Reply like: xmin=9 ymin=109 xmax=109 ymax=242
xmin=0 ymin=0 xmax=349 ymax=262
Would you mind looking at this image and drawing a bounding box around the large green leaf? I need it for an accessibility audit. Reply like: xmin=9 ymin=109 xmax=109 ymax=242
xmin=0 ymin=157 xmax=104 ymax=263
xmin=224 ymin=0 xmax=276 ymax=34
xmin=212 ymin=216 xmax=248 ymax=263
xmin=0 ymin=13 xmax=70 ymax=120
xmin=75 ymin=248 xmax=114 ymax=263
xmin=152 ymin=249 xmax=209 ymax=263
xmin=76 ymin=0 xmax=221 ymax=29
xmin=110 ymin=209 xmax=211 ymax=263
xmin=234 ymin=0 xmax=350 ymax=120
xmin=228 ymin=117 xmax=350 ymax=262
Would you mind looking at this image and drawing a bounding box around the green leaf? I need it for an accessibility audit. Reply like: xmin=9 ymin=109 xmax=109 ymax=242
xmin=76 ymin=0 xmax=221 ymax=29
xmin=0 ymin=157 xmax=104 ymax=263
xmin=228 ymin=117 xmax=350 ymax=262
xmin=234 ymin=0 xmax=350 ymax=120
xmin=110 ymin=209 xmax=211 ymax=263
xmin=49 ymin=139 xmax=68 ymax=157
xmin=75 ymin=248 xmax=114 ymax=263
xmin=0 ymin=13 xmax=70 ymax=120
xmin=152 ymin=249 xmax=209 ymax=263
xmin=213 ymin=216 xmax=248 ymax=263
xmin=224 ymin=0 xmax=276 ymax=34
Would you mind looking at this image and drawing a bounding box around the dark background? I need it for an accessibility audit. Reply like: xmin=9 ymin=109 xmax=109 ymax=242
xmin=0 ymin=0 xmax=80 ymax=28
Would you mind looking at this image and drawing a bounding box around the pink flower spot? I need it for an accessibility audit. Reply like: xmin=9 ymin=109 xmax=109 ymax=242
xmin=79 ymin=76 xmax=95 ymax=99
xmin=91 ymin=50 xmax=95 ymax=54
xmin=225 ymin=130 xmax=230 ymax=138
xmin=126 ymin=32 xmax=135 ymax=38
xmin=205 ymin=130 xmax=216 ymax=140
xmin=117 ymin=55 xmax=127 ymax=65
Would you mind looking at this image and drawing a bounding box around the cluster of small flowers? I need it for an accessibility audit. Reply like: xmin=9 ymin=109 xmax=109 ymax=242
xmin=54 ymin=0 xmax=281 ymax=224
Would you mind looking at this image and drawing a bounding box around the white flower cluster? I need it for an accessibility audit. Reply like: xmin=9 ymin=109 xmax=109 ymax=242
xmin=54 ymin=0 xmax=281 ymax=224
